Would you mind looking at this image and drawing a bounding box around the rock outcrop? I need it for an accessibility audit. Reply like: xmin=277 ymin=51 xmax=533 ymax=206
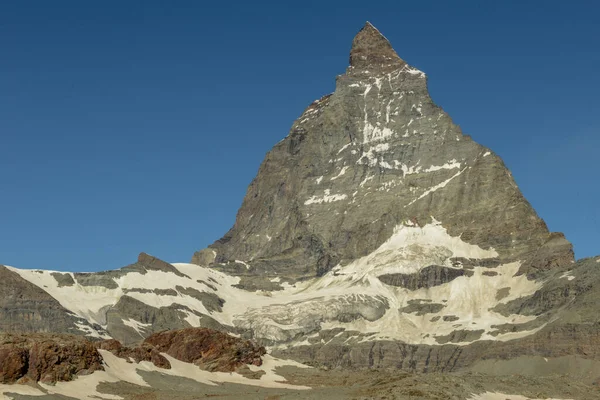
xmin=97 ymin=327 xmax=265 ymax=372
xmin=143 ymin=327 xmax=266 ymax=372
xmin=96 ymin=338 xmax=171 ymax=369
xmin=0 ymin=265 xmax=100 ymax=336
xmin=0 ymin=328 xmax=266 ymax=385
xmin=0 ymin=333 xmax=103 ymax=384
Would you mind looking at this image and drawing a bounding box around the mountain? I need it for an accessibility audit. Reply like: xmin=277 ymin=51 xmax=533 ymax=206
xmin=1 ymin=22 xmax=599 ymax=399
xmin=194 ymin=22 xmax=572 ymax=284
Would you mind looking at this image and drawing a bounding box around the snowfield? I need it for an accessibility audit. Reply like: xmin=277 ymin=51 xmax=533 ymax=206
xmin=8 ymin=216 xmax=545 ymax=347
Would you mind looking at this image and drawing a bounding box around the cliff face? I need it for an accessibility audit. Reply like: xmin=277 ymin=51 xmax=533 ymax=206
xmin=0 ymin=265 xmax=102 ymax=336
xmin=195 ymin=22 xmax=572 ymax=282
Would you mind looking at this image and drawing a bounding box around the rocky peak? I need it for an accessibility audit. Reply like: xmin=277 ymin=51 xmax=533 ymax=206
xmin=349 ymin=22 xmax=406 ymax=73
xmin=194 ymin=23 xmax=573 ymax=284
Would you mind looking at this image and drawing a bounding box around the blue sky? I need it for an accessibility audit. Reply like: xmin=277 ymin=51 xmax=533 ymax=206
xmin=1 ymin=1 xmax=598 ymax=272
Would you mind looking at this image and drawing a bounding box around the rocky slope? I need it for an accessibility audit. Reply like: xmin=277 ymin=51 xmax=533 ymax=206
xmin=0 ymin=265 xmax=104 ymax=336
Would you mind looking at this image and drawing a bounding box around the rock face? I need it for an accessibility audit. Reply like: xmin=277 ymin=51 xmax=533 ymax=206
xmin=0 ymin=333 xmax=103 ymax=384
xmin=378 ymin=265 xmax=467 ymax=289
xmin=0 ymin=265 xmax=101 ymax=336
xmin=96 ymin=338 xmax=172 ymax=369
xmin=0 ymin=328 xmax=265 ymax=385
xmin=195 ymin=22 xmax=572 ymax=282
xmin=98 ymin=327 xmax=265 ymax=373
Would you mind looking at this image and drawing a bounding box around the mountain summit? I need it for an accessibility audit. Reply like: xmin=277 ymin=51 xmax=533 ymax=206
xmin=193 ymin=22 xmax=573 ymax=286
xmin=349 ymin=22 xmax=406 ymax=71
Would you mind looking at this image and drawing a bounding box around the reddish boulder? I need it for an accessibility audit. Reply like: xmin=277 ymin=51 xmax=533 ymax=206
xmin=96 ymin=339 xmax=171 ymax=369
xmin=99 ymin=328 xmax=265 ymax=373
xmin=143 ymin=327 xmax=266 ymax=372
xmin=0 ymin=333 xmax=103 ymax=384
xmin=0 ymin=347 xmax=28 ymax=384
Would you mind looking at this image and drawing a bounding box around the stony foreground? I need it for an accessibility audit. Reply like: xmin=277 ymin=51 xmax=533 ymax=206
xmin=0 ymin=328 xmax=265 ymax=385
xmin=1 ymin=365 xmax=599 ymax=399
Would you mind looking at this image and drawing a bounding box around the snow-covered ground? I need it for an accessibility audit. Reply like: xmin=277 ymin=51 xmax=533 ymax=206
xmin=7 ymin=216 xmax=544 ymax=347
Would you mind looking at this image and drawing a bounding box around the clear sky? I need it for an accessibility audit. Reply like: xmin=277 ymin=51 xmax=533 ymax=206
xmin=1 ymin=1 xmax=598 ymax=272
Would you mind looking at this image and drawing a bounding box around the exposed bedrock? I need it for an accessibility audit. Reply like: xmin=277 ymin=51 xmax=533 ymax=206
xmin=399 ymin=300 xmax=445 ymax=315
xmin=105 ymin=295 xmax=232 ymax=346
xmin=73 ymin=252 xmax=190 ymax=289
xmin=0 ymin=333 xmax=103 ymax=384
xmin=0 ymin=328 xmax=266 ymax=385
xmin=0 ymin=265 xmax=99 ymax=336
xmin=273 ymin=322 xmax=600 ymax=372
xmin=378 ymin=265 xmax=466 ymax=289
xmin=99 ymin=328 xmax=266 ymax=373
xmin=143 ymin=327 xmax=266 ymax=372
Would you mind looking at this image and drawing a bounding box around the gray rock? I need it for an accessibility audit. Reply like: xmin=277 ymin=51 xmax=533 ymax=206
xmin=123 ymin=288 xmax=178 ymax=296
xmin=0 ymin=266 xmax=100 ymax=337
xmin=105 ymin=296 xmax=191 ymax=345
xmin=378 ymin=265 xmax=466 ymax=290
xmin=73 ymin=252 xmax=190 ymax=290
xmin=175 ymin=285 xmax=225 ymax=312
xmin=399 ymin=300 xmax=445 ymax=316
xmin=434 ymin=329 xmax=485 ymax=344
xmin=50 ymin=272 xmax=75 ymax=287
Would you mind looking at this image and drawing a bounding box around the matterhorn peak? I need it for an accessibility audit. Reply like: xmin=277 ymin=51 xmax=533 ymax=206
xmin=349 ymin=22 xmax=406 ymax=71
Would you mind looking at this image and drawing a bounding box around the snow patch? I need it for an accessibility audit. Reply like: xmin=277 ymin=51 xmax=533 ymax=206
xmin=304 ymin=189 xmax=348 ymax=205
xmin=337 ymin=143 xmax=352 ymax=154
xmin=359 ymin=175 xmax=374 ymax=187
xmin=122 ymin=318 xmax=152 ymax=336
xmin=469 ymin=392 xmax=572 ymax=400
xmin=74 ymin=322 xmax=111 ymax=339
xmin=560 ymin=271 xmax=575 ymax=281
xmin=424 ymin=160 xmax=461 ymax=172
xmin=235 ymin=260 xmax=250 ymax=270
xmin=331 ymin=166 xmax=349 ymax=180
xmin=33 ymin=349 xmax=310 ymax=400
xmin=363 ymin=123 xmax=395 ymax=144
xmin=357 ymin=143 xmax=391 ymax=168
xmin=407 ymin=167 xmax=467 ymax=206
xmin=0 ymin=384 xmax=46 ymax=398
